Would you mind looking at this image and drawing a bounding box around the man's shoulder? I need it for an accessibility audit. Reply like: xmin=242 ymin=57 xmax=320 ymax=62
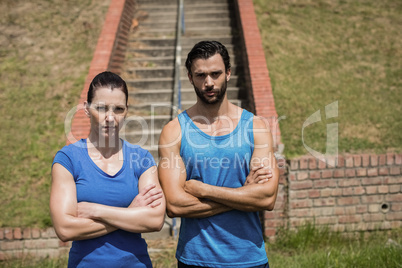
xmin=160 ymin=117 xmax=182 ymax=146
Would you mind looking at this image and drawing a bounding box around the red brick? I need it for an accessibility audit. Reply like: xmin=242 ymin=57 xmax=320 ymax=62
xmin=345 ymin=156 xmax=354 ymax=167
xmin=313 ymin=197 xmax=335 ymax=207
xmin=337 ymin=197 xmax=360 ymax=205
xmin=342 ymin=188 xmax=354 ymax=196
xmin=389 ymin=185 xmax=400 ymax=193
xmin=0 ymin=228 xmax=4 ymax=240
xmin=338 ymin=178 xmax=360 ymax=187
xmin=379 ymin=155 xmax=386 ymax=166
xmin=300 ymin=158 xmax=309 ymax=169
xmin=335 ymin=207 xmax=345 ymax=215
xmin=362 ymin=177 xmax=383 ymax=185
xmin=378 ymin=185 xmax=389 ymax=194
xmin=354 ymin=155 xmax=362 ymax=167
xmin=332 ymin=188 xmax=343 ymax=196
xmin=289 ymin=173 xmax=296 ymax=181
xmin=370 ymin=155 xmax=378 ymax=166
xmin=290 ymin=199 xmax=312 ymax=209
xmin=356 ymin=168 xmax=367 ymax=177
xmin=290 ymin=160 xmax=298 ymax=170
xmin=379 ymin=167 xmax=389 ymax=175
xmin=364 ymin=213 xmax=385 ymax=222
xmin=366 ymin=186 xmax=377 ymax=194
xmin=333 ymin=169 xmax=345 ymax=178
xmin=345 ymin=206 xmax=356 ymax=214
xmin=297 ymin=172 xmax=309 ymax=180
xmin=391 ymin=203 xmax=402 ymax=211
xmin=345 ymin=169 xmax=356 ymax=177
xmin=310 ymin=171 xmax=321 ymax=179
xmin=337 ymin=155 xmax=345 ymax=168
xmin=321 ymin=170 xmax=333 ymax=178
xmin=316 ymin=216 xmax=337 ymax=225
xmin=354 ymin=186 xmax=366 ymax=195
xmin=0 ymin=241 xmax=23 ymax=250
xmin=308 ymin=190 xmax=320 ymax=198
xmin=314 ymin=179 xmax=337 ymax=188
xmin=320 ymin=188 xmax=332 ymax=197
xmin=356 ymin=205 xmax=368 ymax=213
xmin=339 ymin=215 xmax=361 ymax=223
xmin=367 ymin=168 xmax=378 ymax=176
xmin=386 ymin=153 xmax=394 ymax=165
xmin=291 ymin=180 xmax=313 ymax=190
xmin=22 ymin=228 xmax=31 ymax=239
xmin=309 ymin=158 xmax=317 ymax=169
xmin=361 ymin=195 xmax=384 ymax=204
xmin=4 ymin=228 xmax=12 ymax=240
xmin=385 ymin=193 xmax=402 ymax=202
xmin=31 ymin=228 xmax=40 ymax=239
xmin=386 ymin=212 xmax=402 ymax=221
xmin=395 ymin=154 xmax=402 ymax=165
xmin=13 ymin=228 xmax=22 ymax=240
xmin=318 ymin=159 xmax=326 ymax=169
xmin=390 ymin=167 xmax=401 ymax=175
xmin=362 ymin=154 xmax=370 ymax=167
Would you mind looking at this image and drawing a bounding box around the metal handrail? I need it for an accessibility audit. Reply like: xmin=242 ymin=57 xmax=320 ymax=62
xmin=172 ymin=0 xmax=184 ymax=118
xmin=171 ymin=0 xmax=185 ymax=239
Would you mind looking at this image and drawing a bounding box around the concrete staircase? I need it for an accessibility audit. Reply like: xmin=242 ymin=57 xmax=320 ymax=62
xmin=121 ymin=0 xmax=248 ymax=239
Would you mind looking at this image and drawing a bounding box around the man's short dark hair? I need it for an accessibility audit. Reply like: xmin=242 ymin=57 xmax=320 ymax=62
xmin=185 ymin=40 xmax=231 ymax=75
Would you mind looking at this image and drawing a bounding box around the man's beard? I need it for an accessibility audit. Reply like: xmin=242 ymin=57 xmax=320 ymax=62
xmin=194 ymin=80 xmax=227 ymax=105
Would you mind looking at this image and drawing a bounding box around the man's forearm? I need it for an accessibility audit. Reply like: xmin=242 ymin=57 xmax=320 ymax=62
xmin=166 ymin=193 xmax=232 ymax=218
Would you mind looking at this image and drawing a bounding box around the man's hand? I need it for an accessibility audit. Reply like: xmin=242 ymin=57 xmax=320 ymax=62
xmin=130 ymin=184 xmax=163 ymax=208
xmin=244 ymin=165 xmax=272 ymax=186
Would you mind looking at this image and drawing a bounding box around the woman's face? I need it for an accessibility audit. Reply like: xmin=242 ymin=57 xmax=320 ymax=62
xmin=85 ymin=87 xmax=128 ymax=141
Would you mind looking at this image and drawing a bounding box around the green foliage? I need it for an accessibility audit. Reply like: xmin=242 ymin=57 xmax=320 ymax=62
xmin=0 ymin=0 xmax=109 ymax=227
xmin=268 ymin=223 xmax=402 ymax=268
xmin=253 ymin=0 xmax=402 ymax=157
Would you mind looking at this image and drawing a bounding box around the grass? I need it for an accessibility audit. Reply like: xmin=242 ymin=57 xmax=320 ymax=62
xmin=0 ymin=0 xmax=110 ymax=227
xmin=1 ymin=224 xmax=401 ymax=267
xmin=253 ymin=0 xmax=402 ymax=158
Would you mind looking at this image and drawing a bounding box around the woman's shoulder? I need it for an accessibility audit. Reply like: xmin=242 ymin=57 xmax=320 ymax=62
xmin=56 ymin=139 xmax=86 ymax=156
xmin=122 ymin=139 xmax=151 ymax=155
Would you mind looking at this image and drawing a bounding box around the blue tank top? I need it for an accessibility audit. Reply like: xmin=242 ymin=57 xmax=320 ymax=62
xmin=176 ymin=110 xmax=268 ymax=267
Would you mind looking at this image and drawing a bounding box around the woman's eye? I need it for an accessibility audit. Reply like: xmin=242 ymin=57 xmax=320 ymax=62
xmin=96 ymin=106 xmax=107 ymax=112
xmin=115 ymin=107 xmax=126 ymax=114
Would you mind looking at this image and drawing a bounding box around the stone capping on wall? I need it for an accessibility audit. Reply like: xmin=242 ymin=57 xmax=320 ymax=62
xmin=235 ymin=0 xmax=282 ymax=149
xmin=67 ymin=0 xmax=135 ymax=144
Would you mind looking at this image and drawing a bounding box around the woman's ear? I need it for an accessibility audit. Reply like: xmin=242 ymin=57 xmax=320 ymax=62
xmin=84 ymin=101 xmax=90 ymax=117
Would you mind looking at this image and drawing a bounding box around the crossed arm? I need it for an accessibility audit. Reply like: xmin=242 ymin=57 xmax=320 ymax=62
xmin=158 ymin=116 xmax=279 ymax=219
xmin=50 ymin=165 xmax=165 ymax=242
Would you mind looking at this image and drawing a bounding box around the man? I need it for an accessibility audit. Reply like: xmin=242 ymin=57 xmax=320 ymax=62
xmin=158 ymin=40 xmax=279 ymax=268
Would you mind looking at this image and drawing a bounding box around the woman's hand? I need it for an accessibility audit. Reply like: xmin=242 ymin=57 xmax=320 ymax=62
xmin=244 ymin=165 xmax=272 ymax=186
xmin=129 ymin=184 xmax=163 ymax=208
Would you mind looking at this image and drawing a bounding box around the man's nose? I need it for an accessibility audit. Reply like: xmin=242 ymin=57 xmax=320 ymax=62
xmin=204 ymin=75 xmax=214 ymax=87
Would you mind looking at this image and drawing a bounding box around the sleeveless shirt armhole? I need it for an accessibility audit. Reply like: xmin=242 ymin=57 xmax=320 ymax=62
xmin=177 ymin=112 xmax=186 ymax=156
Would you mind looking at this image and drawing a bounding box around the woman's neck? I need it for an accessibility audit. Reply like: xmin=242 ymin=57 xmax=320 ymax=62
xmin=87 ymin=134 xmax=121 ymax=158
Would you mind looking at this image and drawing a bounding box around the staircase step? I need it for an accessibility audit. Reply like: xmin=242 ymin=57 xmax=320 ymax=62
xmin=126 ymin=76 xmax=239 ymax=90
xmin=129 ymin=99 xmax=244 ymax=115
xmin=129 ymin=87 xmax=246 ymax=102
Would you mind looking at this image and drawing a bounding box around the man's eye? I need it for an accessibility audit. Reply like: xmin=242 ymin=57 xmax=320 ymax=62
xmin=96 ymin=106 xmax=107 ymax=112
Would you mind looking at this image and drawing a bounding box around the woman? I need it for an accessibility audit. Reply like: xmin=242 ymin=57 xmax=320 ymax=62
xmin=50 ymin=71 xmax=165 ymax=267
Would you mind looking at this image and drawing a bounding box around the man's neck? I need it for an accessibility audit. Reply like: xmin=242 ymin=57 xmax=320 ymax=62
xmin=192 ymin=97 xmax=231 ymax=123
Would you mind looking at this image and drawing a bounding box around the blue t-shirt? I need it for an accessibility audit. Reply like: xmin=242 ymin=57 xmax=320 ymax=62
xmin=176 ymin=110 xmax=268 ymax=267
xmin=52 ymin=139 xmax=156 ymax=268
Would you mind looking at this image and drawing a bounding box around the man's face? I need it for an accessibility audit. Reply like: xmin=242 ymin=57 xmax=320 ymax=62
xmin=188 ymin=53 xmax=231 ymax=105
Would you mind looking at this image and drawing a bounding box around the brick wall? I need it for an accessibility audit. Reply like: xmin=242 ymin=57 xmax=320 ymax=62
xmin=0 ymin=228 xmax=71 ymax=260
xmin=264 ymin=153 xmax=402 ymax=238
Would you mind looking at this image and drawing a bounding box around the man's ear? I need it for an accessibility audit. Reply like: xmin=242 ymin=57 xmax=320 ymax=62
xmin=188 ymin=72 xmax=193 ymax=85
xmin=84 ymin=101 xmax=90 ymax=117
xmin=226 ymin=68 xmax=231 ymax=82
